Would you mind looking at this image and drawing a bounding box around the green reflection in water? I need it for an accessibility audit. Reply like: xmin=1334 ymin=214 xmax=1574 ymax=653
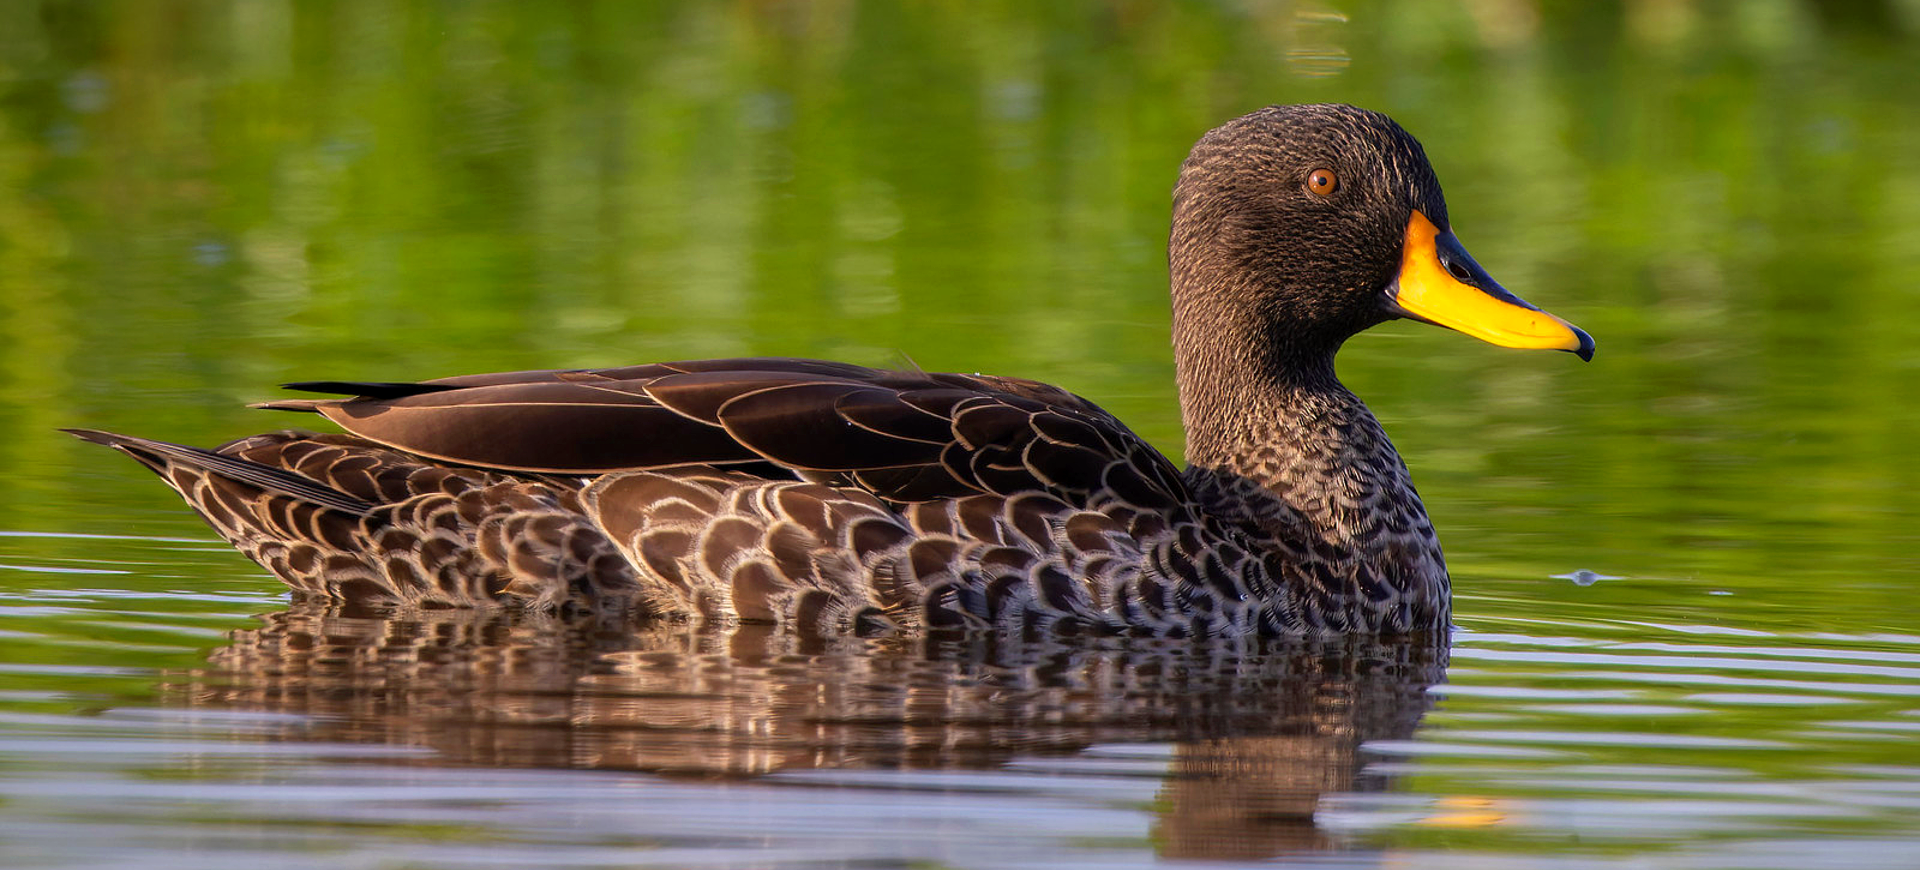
xmin=6 ymin=0 xmax=1914 ymax=627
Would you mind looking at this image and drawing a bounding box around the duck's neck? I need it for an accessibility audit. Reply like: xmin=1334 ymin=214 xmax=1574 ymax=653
xmin=1172 ymin=298 xmax=1444 ymax=583
xmin=1173 ymin=287 xmax=1353 ymax=486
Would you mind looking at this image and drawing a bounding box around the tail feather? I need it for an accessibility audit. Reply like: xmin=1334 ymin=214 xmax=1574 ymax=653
xmin=65 ymin=428 xmax=644 ymax=613
xmin=249 ymin=399 xmax=326 ymax=412
xmin=61 ymin=429 xmax=375 ymax=516
xmin=280 ymin=380 xmax=460 ymax=399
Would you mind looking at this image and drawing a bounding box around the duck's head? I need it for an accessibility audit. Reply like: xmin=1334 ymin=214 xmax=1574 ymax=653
xmin=1170 ymin=104 xmax=1593 ymax=374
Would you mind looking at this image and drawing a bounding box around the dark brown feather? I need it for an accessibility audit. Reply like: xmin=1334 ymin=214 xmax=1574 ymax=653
xmin=716 ymin=382 xmax=941 ymax=471
xmin=321 ymin=388 xmax=761 ymax=472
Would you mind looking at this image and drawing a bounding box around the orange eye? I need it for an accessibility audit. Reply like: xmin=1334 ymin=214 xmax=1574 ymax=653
xmin=1307 ymin=168 xmax=1339 ymax=196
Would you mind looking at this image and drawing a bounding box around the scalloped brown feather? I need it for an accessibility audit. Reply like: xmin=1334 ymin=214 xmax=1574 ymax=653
xmin=67 ymin=356 xmax=1440 ymax=637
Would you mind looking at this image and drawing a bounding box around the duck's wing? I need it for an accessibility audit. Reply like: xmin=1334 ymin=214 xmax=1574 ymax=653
xmin=260 ymin=357 xmax=1193 ymax=511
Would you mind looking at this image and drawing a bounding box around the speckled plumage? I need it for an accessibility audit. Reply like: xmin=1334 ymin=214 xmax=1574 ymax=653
xmin=70 ymin=104 xmax=1582 ymax=638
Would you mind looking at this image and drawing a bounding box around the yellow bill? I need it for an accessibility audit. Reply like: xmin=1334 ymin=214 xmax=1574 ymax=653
xmin=1386 ymin=210 xmax=1594 ymax=360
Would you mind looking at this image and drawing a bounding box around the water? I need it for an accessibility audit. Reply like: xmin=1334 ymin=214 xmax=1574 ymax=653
xmin=3 ymin=1 xmax=1919 ymax=867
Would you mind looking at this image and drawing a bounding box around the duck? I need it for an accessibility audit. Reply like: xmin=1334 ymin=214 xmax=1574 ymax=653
xmin=68 ymin=104 xmax=1592 ymax=638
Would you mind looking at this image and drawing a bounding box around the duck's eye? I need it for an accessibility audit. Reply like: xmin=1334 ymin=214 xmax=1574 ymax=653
xmin=1307 ymin=168 xmax=1339 ymax=197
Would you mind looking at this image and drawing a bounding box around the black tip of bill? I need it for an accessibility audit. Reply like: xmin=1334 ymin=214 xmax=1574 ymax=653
xmin=1570 ymin=326 xmax=1595 ymax=362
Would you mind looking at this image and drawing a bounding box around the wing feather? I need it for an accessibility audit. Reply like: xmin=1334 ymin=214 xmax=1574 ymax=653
xmin=318 ymin=393 xmax=760 ymax=472
xmin=716 ymin=383 xmax=943 ymax=471
xmin=251 ymin=357 xmax=1189 ymax=510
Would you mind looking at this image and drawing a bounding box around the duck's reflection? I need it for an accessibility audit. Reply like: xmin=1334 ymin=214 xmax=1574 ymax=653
xmin=174 ymin=601 xmax=1445 ymax=858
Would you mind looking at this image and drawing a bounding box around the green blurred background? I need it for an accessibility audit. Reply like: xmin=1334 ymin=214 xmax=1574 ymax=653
xmin=2 ymin=0 xmax=1917 ymax=633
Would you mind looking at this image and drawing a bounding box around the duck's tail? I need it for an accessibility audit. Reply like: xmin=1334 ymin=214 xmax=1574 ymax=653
xmin=61 ymin=428 xmax=375 ymax=515
xmin=62 ymin=428 xmax=646 ymax=614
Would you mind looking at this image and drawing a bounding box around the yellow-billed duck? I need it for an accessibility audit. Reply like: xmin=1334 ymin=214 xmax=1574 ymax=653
xmin=68 ymin=104 xmax=1591 ymax=637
